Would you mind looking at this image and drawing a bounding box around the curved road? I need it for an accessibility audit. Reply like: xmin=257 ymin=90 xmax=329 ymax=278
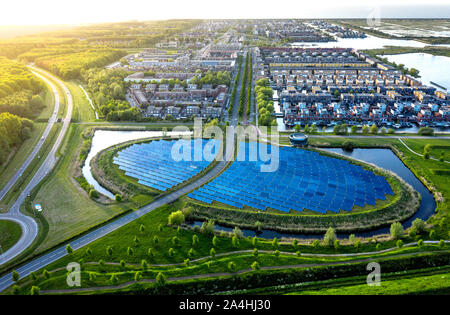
xmin=0 ymin=67 xmax=73 ymax=267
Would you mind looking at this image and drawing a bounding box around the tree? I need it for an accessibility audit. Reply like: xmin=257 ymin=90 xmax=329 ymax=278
xmin=362 ymin=125 xmax=370 ymax=134
xmin=354 ymin=240 xmax=361 ymax=250
xmin=233 ymin=226 xmax=243 ymax=239
xmin=251 ymin=261 xmax=260 ymax=271
xmin=292 ymin=239 xmax=298 ymax=249
xmin=232 ymin=235 xmax=240 ymax=248
xmin=272 ymin=237 xmax=279 ymax=249
xmin=212 ymin=235 xmax=218 ymax=247
xmin=168 ymin=248 xmax=175 ymax=257
xmin=30 ymin=271 xmax=37 ymax=282
xmin=254 ymin=221 xmax=262 ymax=232
xmin=168 ymin=210 xmax=185 ymax=226
xmin=66 ymin=244 xmax=73 ymax=255
xmin=200 ymin=220 xmax=215 ymax=235
xmin=106 ymin=246 xmax=113 ymax=257
xmin=417 ymin=239 xmax=424 ymax=248
xmin=192 ymin=234 xmax=199 ymax=247
xmin=141 ymin=259 xmax=148 ymax=270
xmin=115 ymin=194 xmax=122 ymax=202
xmin=370 ymin=124 xmax=378 ymax=134
xmin=342 ymin=140 xmax=354 ymax=151
xmin=228 ymin=261 xmax=237 ymax=272
xmin=127 ymin=247 xmax=134 ymax=256
xmin=120 ymin=260 xmax=126 ymax=270
xmin=43 ymin=269 xmax=51 ymax=280
xmin=294 ymin=124 xmax=301 ymax=132
xmin=390 ymin=222 xmax=404 ymax=240
xmin=139 ymin=224 xmax=145 ymax=233
xmin=396 ymin=240 xmax=404 ymax=248
xmin=155 ymin=272 xmax=166 ymax=287
xmin=323 ymin=227 xmax=337 ymax=247
xmin=274 ymin=250 xmax=280 ymax=258
xmin=412 ymin=218 xmax=426 ymax=234
xmin=30 ymin=286 xmax=40 ymax=295
xmin=210 ymin=247 xmax=216 ymax=258
xmin=253 ymin=248 xmax=259 ymax=258
xmin=110 ymin=274 xmax=119 ymax=285
xmin=439 ymin=240 xmax=445 ymax=249
xmin=153 ymin=235 xmax=159 ymax=246
xmin=135 ymin=271 xmax=143 ymax=282
xmin=171 ymin=236 xmax=179 ymax=246
xmin=89 ymin=189 xmax=99 ymax=199
xmin=252 ymin=236 xmax=258 ymax=247
xmin=350 ymin=125 xmax=357 ymax=134
xmin=12 ymin=270 xmax=19 ymax=282
xmin=349 ymin=234 xmax=356 ymax=244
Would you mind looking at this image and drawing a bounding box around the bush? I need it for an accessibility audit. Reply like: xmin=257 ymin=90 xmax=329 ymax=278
xmin=323 ymin=227 xmax=337 ymax=247
xmin=390 ymin=222 xmax=404 ymax=240
xmin=412 ymin=218 xmax=426 ymax=234
xmin=418 ymin=127 xmax=434 ymax=136
xmin=89 ymin=189 xmax=99 ymax=199
xmin=168 ymin=211 xmax=185 ymax=226
xmin=115 ymin=194 xmax=123 ymax=202
xmin=342 ymin=140 xmax=354 ymax=152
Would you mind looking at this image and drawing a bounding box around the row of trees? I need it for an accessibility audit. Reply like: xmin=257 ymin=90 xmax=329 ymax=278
xmin=228 ymin=55 xmax=243 ymax=116
xmin=23 ymin=47 xmax=127 ymax=80
xmin=238 ymin=52 xmax=249 ymax=117
xmin=255 ymin=78 xmax=277 ymax=127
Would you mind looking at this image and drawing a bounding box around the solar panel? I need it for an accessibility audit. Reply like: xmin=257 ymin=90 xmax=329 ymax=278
xmin=188 ymin=141 xmax=393 ymax=215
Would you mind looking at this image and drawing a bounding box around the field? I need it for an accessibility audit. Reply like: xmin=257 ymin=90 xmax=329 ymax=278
xmin=66 ymin=82 xmax=97 ymax=122
xmin=0 ymin=220 xmax=22 ymax=252
xmin=28 ymin=124 xmax=134 ymax=254
xmin=4 ymin=198 xmax=448 ymax=294
xmin=288 ymin=270 xmax=450 ymax=295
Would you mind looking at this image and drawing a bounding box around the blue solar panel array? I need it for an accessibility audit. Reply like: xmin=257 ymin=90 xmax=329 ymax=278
xmin=188 ymin=141 xmax=393 ymax=214
xmin=113 ymin=139 xmax=220 ymax=191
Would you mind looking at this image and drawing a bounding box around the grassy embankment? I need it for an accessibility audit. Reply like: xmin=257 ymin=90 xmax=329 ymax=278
xmin=3 ymin=199 xmax=448 ymax=294
xmin=0 ymin=220 xmax=22 ymax=252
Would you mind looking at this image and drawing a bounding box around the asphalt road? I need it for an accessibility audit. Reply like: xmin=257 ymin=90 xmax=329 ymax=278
xmin=0 ymin=70 xmax=60 ymax=202
xmin=0 ymin=67 xmax=73 ymax=268
xmin=0 ymin=61 xmax=243 ymax=292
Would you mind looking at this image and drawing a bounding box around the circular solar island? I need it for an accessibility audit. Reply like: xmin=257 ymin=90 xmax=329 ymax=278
xmin=289 ymin=133 xmax=308 ymax=146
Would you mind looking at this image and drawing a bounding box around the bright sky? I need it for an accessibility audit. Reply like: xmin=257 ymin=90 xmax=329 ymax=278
xmin=1 ymin=0 xmax=449 ymax=25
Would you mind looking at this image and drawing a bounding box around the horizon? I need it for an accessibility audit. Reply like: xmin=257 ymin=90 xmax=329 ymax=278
xmin=0 ymin=1 xmax=449 ymax=26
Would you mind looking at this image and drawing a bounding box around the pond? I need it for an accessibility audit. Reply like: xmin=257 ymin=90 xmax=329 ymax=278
xmin=188 ymin=148 xmax=436 ymax=239
xmin=291 ymin=34 xmax=427 ymax=50
xmin=82 ymin=129 xmax=191 ymax=199
xmin=380 ymin=52 xmax=450 ymax=91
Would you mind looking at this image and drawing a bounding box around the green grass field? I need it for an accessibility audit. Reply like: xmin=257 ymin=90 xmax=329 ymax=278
xmin=30 ymin=124 xmax=133 ymax=254
xmin=288 ymin=271 xmax=450 ymax=295
xmin=0 ymin=220 xmax=22 ymax=252
xmin=66 ymin=82 xmax=97 ymax=122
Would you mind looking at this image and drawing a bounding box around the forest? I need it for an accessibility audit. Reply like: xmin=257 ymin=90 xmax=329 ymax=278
xmin=0 ymin=112 xmax=34 ymax=165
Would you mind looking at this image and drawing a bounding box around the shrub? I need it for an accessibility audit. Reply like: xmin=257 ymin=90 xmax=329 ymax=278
xmin=412 ymin=218 xmax=426 ymax=234
xmin=228 ymin=261 xmax=237 ymax=272
xmin=342 ymin=140 xmax=354 ymax=151
xmin=168 ymin=211 xmax=185 ymax=226
xmin=418 ymin=127 xmax=434 ymax=136
xmin=323 ymin=227 xmax=337 ymax=247
xmin=200 ymin=220 xmax=215 ymax=235
xmin=115 ymin=194 xmax=122 ymax=202
xmin=89 ymin=189 xmax=99 ymax=199
xmin=155 ymin=272 xmax=166 ymax=287
xmin=390 ymin=222 xmax=404 ymax=240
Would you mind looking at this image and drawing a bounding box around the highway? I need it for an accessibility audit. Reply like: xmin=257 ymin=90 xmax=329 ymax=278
xmin=0 ymin=59 xmax=243 ymax=292
xmin=0 ymin=67 xmax=73 ymax=268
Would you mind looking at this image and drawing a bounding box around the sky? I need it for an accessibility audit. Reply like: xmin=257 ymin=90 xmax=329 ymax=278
xmin=1 ymin=0 xmax=449 ymax=25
